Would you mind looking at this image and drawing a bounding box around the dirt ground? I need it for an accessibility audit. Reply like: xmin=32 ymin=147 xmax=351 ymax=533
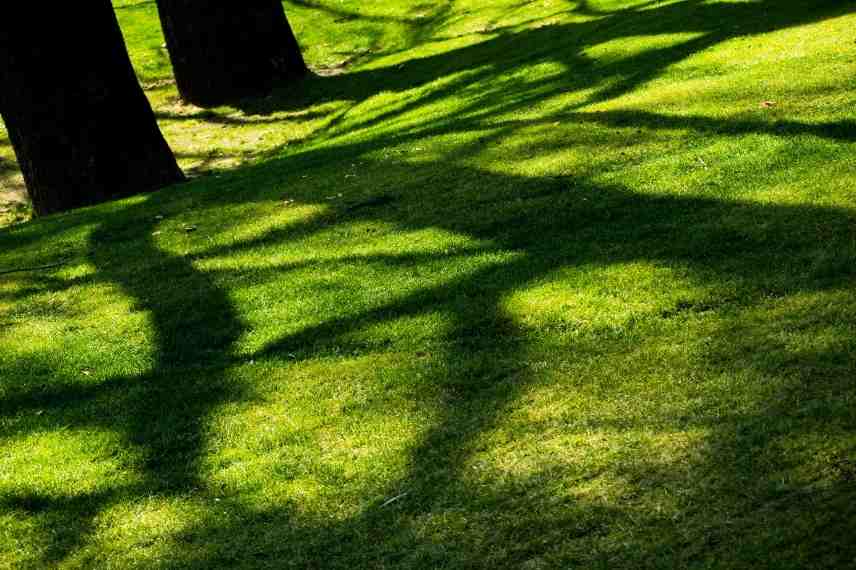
xmin=0 ymin=164 xmax=30 ymax=225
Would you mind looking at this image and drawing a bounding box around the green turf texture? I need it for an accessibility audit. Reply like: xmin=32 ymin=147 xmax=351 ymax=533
xmin=1 ymin=0 xmax=855 ymax=567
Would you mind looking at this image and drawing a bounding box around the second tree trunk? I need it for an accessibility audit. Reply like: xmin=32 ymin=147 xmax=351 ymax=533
xmin=156 ymin=0 xmax=308 ymax=107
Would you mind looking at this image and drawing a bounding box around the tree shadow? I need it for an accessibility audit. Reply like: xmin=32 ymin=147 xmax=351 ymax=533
xmin=3 ymin=152 xmax=855 ymax=564
xmin=234 ymin=0 xmax=854 ymax=121
xmin=0 ymin=203 xmax=249 ymax=564
xmin=1 ymin=0 xmax=855 ymax=565
xmin=160 ymin=159 xmax=856 ymax=565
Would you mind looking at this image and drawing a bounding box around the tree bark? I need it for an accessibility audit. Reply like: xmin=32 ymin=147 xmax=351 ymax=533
xmin=155 ymin=0 xmax=308 ymax=107
xmin=0 ymin=1 xmax=184 ymax=217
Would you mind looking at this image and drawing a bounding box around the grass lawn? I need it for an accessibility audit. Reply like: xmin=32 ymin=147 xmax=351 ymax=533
xmin=2 ymin=0 xmax=856 ymax=567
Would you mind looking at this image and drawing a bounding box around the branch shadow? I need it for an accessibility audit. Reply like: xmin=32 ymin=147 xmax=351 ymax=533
xmin=0 ymin=204 xmax=249 ymax=564
xmin=158 ymin=163 xmax=856 ymax=566
xmin=1 ymin=0 xmax=855 ymax=565
xmin=3 ymin=153 xmax=855 ymax=564
xmin=234 ymin=0 xmax=854 ymax=121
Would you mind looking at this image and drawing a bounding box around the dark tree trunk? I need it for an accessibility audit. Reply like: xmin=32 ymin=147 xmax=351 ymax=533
xmin=0 ymin=1 xmax=184 ymax=217
xmin=155 ymin=0 xmax=308 ymax=107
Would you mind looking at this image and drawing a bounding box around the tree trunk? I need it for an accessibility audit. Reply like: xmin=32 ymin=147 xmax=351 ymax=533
xmin=156 ymin=0 xmax=308 ymax=107
xmin=0 ymin=2 xmax=184 ymax=217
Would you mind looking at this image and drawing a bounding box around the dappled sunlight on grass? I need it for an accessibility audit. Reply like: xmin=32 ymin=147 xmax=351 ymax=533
xmin=1 ymin=0 xmax=855 ymax=566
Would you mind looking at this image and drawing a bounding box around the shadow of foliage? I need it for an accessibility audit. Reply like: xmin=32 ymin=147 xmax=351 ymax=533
xmin=1 ymin=0 xmax=855 ymax=566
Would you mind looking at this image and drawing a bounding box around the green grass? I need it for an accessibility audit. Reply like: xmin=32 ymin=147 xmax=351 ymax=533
xmin=2 ymin=0 xmax=856 ymax=567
